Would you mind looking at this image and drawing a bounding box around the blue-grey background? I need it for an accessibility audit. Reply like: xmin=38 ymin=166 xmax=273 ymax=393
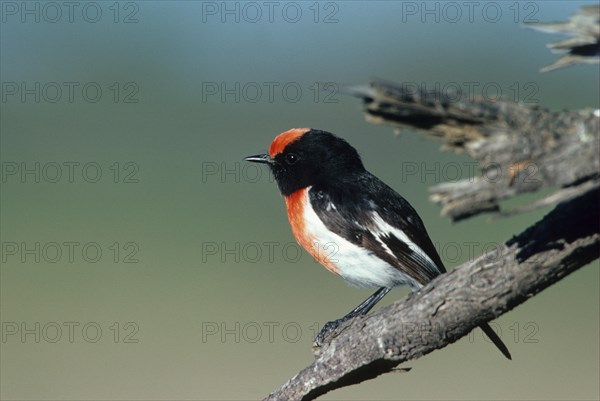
xmin=1 ymin=1 xmax=598 ymax=400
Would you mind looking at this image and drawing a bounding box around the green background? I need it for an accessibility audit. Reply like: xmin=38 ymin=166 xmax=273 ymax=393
xmin=1 ymin=1 xmax=598 ymax=400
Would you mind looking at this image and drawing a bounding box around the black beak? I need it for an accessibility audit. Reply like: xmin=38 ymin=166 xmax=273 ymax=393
xmin=244 ymin=154 xmax=273 ymax=164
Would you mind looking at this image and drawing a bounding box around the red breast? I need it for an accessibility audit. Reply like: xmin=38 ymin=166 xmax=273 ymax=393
xmin=284 ymin=188 xmax=339 ymax=274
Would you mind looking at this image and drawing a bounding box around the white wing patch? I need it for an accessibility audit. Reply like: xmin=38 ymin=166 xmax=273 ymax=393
xmin=370 ymin=212 xmax=439 ymax=276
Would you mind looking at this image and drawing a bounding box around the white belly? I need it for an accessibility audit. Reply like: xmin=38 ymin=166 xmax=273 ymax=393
xmin=301 ymin=191 xmax=421 ymax=290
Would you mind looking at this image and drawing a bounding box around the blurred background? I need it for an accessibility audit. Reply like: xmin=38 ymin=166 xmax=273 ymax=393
xmin=1 ymin=1 xmax=598 ymax=400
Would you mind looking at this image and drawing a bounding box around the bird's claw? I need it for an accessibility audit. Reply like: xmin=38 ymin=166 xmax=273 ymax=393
xmin=313 ymin=317 xmax=351 ymax=347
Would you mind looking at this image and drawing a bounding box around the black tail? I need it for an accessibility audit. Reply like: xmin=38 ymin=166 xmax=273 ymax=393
xmin=479 ymin=322 xmax=512 ymax=360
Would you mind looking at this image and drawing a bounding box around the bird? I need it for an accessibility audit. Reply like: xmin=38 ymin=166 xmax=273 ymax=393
xmin=245 ymin=128 xmax=511 ymax=359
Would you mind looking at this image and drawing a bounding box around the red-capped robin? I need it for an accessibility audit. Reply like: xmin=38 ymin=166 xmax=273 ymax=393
xmin=245 ymin=128 xmax=511 ymax=359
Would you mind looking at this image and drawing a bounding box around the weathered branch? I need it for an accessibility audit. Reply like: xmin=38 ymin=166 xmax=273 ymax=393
xmin=347 ymin=6 xmax=599 ymax=222
xmin=348 ymin=80 xmax=599 ymax=221
xmin=525 ymin=4 xmax=599 ymax=72
xmin=263 ymin=187 xmax=599 ymax=401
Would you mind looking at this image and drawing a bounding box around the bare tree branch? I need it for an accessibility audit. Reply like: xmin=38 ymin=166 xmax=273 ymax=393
xmin=525 ymin=4 xmax=599 ymax=72
xmin=348 ymin=80 xmax=599 ymax=222
xmin=263 ymin=187 xmax=599 ymax=401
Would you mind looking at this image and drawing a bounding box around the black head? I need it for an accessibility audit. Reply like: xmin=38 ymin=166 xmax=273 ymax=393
xmin=245 ymin=128 xmax=365 ymax=196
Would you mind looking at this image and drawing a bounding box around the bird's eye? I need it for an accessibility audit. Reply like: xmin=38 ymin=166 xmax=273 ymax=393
xmin=285 ymin=153 xmax=299 ymax=165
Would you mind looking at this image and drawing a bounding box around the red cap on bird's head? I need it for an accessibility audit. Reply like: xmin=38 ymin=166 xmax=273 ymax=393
xmin=269 ymin=128 xmax=310 ymax=157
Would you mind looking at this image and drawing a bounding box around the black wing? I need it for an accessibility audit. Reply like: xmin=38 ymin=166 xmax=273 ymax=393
xmin=309 ymin=172 xmax=446 ymax=287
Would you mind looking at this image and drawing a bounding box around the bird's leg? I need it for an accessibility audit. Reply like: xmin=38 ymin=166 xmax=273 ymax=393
xmin=347 ymin=287 xmax=392 ymax=316
xmin=314 ymin=287 xmax=391 ymax=346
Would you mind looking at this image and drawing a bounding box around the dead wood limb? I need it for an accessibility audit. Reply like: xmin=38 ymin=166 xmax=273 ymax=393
xmin=348 ymin=80 xmax=599 ymax=222
xmin=525 ymin=4 xmax=599 ymax=72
